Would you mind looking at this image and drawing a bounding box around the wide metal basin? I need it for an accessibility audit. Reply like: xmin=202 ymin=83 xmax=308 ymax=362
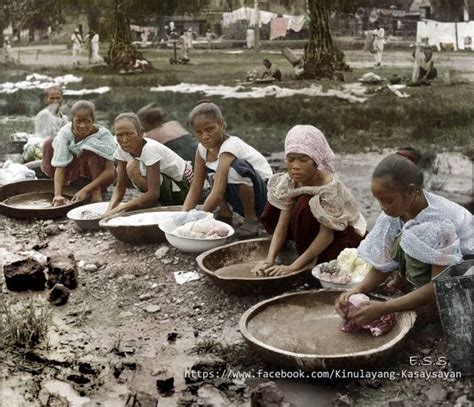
xmin=240 ymin=290 xmax=416 ymax=371
xmin=99 ymin=206 xmax=183 ymax=244
xmin=0 ymin=180 xmax=86 ymax=220
xmin=196 ymin=238 xmax=315 ymax=295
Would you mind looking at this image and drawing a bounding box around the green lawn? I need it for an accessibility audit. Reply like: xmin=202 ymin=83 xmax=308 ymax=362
xmin=1 ymin=48 xmax=473 ymax=156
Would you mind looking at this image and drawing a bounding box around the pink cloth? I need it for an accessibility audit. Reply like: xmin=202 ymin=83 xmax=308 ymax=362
xmin=270 ymin=17 xmax=289 ymax=40
xmin=340 ymin=294 xmax=396 ymax=337
xmin=284 ymin=125 xmax=336 ymax=174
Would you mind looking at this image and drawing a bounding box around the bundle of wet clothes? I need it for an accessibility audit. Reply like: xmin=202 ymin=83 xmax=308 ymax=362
xmin=339 ymin=294 xmax=396 ymax=337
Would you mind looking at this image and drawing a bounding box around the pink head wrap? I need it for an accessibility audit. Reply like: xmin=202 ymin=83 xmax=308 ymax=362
xmin=284 ymin=125 xmax=336 ymax=174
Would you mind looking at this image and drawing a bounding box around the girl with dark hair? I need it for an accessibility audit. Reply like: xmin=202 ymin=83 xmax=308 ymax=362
xmin=336 ymin=149 xmax=473 ymax=323
xmin=182 ymin=101 xmax=273 ymax=237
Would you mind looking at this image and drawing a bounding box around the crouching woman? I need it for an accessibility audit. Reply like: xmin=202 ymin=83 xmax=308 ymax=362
xmin=104 ymin=113 xmax=193 ymax=217
xmin=41 ymin=100 xmax=116 ymax=206
xmin=254 ymin=125 xmax=366 ymax=276
xmin=336 ymin=150 xmax=473 ymax=324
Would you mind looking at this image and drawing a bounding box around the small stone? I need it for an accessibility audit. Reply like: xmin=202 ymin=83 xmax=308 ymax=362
xmin=144 ymin=305 xmax=161 ymax=313
xmin=456 ymin=395 xmax=470 ymax=406
xmin=426 ymin=384 xmax=448 ymax=401
xmin=44 ymin=224 xmax=60 ymax=236
xmin=154 ymin=246 xmax=170 ymax=259
xmin=156 ymin=376 xmax=174 ymax=397
xmin=139 ymin=293 xmax=153 ymax=301
xmin=250 ymin=381 xmax=284 ymax=407
xmin=161 ymin=259 xmax=173 ymax=265
xmin=122 ymin=274 xmax=134 ymax=280
xmin=119 ymin=311 xmax=133 ymax=318
xmin=48 ymin=283 xmax=70 ymax=306
xmin=388 ymin=398 xmax=405 ymax=407
xmin=83 ymin=264 xmax=98 ymax=272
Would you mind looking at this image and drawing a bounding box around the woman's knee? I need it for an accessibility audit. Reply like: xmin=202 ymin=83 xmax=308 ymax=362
xmin=126 ymin=160 xmax=140 ymax=178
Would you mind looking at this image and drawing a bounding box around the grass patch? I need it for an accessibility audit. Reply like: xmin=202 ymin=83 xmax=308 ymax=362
xmin=0 ymin=298 xmax=51 ymax=350
xmin=1 ymin=52 xmax=473 ymax=154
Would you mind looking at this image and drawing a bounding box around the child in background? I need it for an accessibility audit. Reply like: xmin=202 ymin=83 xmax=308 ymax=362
xmin=35 ymin=86 xmax=69 ymax=140
xmin=41 ymin=100 xmax=116 ymax=206
xmin=253 ymin=125 xmax=366 ymax=276
xmin=182 ymin=101 xmax=273 ymax=237
xmin=336 ymin=150 xmax=473 ymax=324
xmin=137 ymin=104 xmax=197 ymax=164
xmin=104 ymin=113 xmax=193 ymax=217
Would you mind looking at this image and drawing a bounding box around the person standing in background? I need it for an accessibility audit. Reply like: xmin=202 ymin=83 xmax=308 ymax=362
xmin=372 ymin=21 xmax=385 ymax=67
xmin=71 ymin=28 xmax=83 ymax=66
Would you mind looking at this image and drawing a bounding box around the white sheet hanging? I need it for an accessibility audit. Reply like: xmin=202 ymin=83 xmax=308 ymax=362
xmin=457 ymin=21 xmax=474 ymax=50
xmin=289 ymin=15 xmax=305 ymax=32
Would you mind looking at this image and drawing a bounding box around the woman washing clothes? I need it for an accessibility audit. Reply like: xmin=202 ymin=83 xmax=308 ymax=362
xmin=137 ymin=104 xmax=197 ymax=164
xmin=104 ymin=113 xmax=193 ymax=217
xmin=182 ymin=101 xmax=273 ymax=237
xmin=335 ymin=150 xmax=473 ymax=325
xmin=41 ymin=100 xmax=116 ymax=206
xmin=253 ymin=125 xmax=366 ymax=276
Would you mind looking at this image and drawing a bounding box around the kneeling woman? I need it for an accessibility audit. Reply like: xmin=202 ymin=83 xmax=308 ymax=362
xmin=253 ymin=125 xmax=366 ymax=276
xmin=182 ymin=101 xmax=273 ymax=236
xmin=104 ymin=113 xmax=193 ymax=217
xmin=336 ymin=150 xmax=473 ymax=324
xmin=41 ymin=100 xmax=116 ymax=206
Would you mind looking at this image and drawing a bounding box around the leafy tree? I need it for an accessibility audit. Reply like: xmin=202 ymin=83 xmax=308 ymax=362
xmin=1 ymin=0 xmax=65 ymax=45
xmin=105 ymin=0 xmax=208 ymax=69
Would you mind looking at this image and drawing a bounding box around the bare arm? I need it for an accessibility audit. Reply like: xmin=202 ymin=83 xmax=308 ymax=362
xmin=335 ymin=267 xmax=390 ymax=316
xmin=266 ymin=224 xmax=335 ymax=276
xmin=182 ymin=149 xmax=206 ymax=211
xmin=351 ymin=265 xmax=445 ymax=325
xmin=115 ymin=161 xmax=161 ymax=213
xmin=290 ymin=225 xmax=334 ymax=271
xmin=52 ymin=167 xmax=67 ymax=206
xmin=73 ymin=160 xmax=115 ymax=200
xmin=106 ymin=160 xmax=128 ymax=212
xmin=201 ymin=152 xmax=235 ymax=213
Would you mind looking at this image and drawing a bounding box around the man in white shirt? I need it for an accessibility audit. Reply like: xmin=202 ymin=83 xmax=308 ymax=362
xmin=372 ymin=21 xmax=385 ymax=67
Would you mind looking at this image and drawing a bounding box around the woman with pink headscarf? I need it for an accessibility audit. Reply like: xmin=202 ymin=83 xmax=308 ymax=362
xmin=253 ymin=125 xmax=367 ymax=276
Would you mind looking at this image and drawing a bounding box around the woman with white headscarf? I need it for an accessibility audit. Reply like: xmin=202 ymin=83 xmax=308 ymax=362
xmin=253 ymin=125 xmax=367 ymax=276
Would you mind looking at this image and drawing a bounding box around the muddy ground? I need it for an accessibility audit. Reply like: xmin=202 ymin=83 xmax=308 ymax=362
xmin=0 ymin=151 xmax=473 ymax=406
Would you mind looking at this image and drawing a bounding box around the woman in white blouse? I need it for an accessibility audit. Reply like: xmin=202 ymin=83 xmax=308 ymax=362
xmin=336 ymin=149 xmax=473 ymax=324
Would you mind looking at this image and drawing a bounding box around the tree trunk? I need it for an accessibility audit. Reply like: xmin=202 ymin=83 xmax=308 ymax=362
xmin=0 ymin=9 xmax=4 ymax=49
xmin=302 ymin=0 xmax=349 ymax=79
xmin=107 ymin=0 xmax=149 ymax=70
xmin=86 ymin=0 xmax=101 ymax=33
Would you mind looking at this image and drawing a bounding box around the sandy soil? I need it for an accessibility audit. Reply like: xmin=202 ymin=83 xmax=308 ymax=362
xmin=0 ymin=151 xmax=472 ymax=406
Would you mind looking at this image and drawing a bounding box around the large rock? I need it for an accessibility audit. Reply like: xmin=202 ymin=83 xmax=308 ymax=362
xmin=3 ymin=258 xmax=46 ymax=291
xmin=47 ymin=253 xmax=78 ymax=289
